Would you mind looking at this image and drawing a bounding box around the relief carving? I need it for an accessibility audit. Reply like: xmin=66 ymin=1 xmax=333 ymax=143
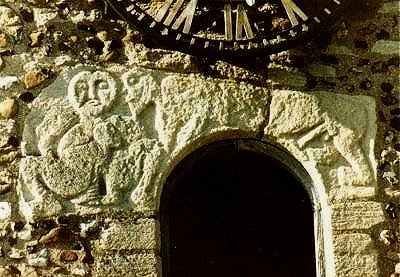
xmin=18 ymin=69 xmax=164 ymax=220
xmin=18 ymin=66 xmax=268 ymax=220
xmin=266 ymin=91 xmax=377 ymax=198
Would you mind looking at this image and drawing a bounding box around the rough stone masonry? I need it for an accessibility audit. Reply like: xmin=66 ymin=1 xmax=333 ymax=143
xmin=0 ymin=0 xmax=399 ymax=276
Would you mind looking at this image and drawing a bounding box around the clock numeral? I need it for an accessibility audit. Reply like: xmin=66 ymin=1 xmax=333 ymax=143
xmin=224 ymin=4 xmax=254 ymax=41
xmin=156 ymin=0 xmax=198 ymax=34
xmin=224 ymin=4 xmax=233 ymax=41
xmin=236 ymin=4 xmax=254 ymax=40
xmin=280 ymin=0 xmax=308 ymax=26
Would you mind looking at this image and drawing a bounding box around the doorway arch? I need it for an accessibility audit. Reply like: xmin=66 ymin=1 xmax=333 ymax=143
xmin=160 ymin=139 xmax=321 ymax=277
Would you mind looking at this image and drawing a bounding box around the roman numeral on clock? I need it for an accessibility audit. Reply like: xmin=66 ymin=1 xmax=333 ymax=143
xmin=155 ymin=0 xmax=198 ymax=34
xmin=280 ymin=0 xmax=308 ymax=26
xmin=224 ymin=3 xmax=254 ymax=41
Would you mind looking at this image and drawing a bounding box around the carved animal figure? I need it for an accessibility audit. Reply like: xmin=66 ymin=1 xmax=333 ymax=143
xmin=267 ymin=91 xmax=375 ymax=186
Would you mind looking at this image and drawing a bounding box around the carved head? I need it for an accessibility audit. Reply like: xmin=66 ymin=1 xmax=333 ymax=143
xmin=121 ymin=71 xmax=159 ymax=106
xmin=68 ymin=71 xmax=117 ymax=117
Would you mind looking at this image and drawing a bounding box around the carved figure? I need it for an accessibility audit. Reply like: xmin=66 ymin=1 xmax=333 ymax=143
xmin=267 ymin=91 xmax=375 ymax=187
xmin=121 ymin=71 xmax=165 ymax=209
xmin=19 ymin=71 xmax=127 ymax=218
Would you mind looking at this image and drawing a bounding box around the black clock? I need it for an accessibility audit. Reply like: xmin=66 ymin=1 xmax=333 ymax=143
xmin=105 ymin=0 xmax=346 ymax=56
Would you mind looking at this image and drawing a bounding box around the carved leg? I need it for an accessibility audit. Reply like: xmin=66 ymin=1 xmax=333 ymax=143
xmin=333 ymin=127 xmax=374 ymax=186
xmin=19 ymin=157 xmax=63 ymax=219
xmin=131 ymin=145 xmax=163 ymax=211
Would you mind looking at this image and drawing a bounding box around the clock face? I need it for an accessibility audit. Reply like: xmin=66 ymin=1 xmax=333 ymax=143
xmin=106 ymin=0 xmax=345 ymax=56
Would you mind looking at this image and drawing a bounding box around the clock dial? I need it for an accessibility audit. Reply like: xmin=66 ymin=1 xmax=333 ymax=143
xmin=106 ymin=0 xmax=346 ymax=55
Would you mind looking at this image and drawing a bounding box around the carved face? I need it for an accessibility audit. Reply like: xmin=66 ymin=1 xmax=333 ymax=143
xmin=68 ymin=71 xmax=117 ymax=117
xmin=122 ymin=71 xmax=159 ymax=105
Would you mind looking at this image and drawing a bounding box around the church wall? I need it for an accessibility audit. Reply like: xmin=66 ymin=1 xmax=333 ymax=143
xmin=0 ymin=0 xmax=398 ymax=276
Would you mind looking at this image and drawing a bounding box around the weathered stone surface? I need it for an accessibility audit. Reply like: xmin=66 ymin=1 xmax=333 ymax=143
xmin=0 ymin=168 xmax=14 ymax=195
xmin=0 ymin=266 xmax=17 ymax=277
xmin=0 ymin=98 xmax=17 ymax=119
xmin=32 ymin=7 xmax=58 ymax=27
xmin=125 ymin=44 xmax=200 ymax=73
xmin=0 ymin=6 xmax=23 ymax=38
xmin=59 ymin=250 xmax=79 ymax=262
xmin=0 ymin=33 xmax=12 ymax=53
xmin=327 ymin=45 xmax=354 ymax=56
xmin=24 ymin=70 xmax=48 ymax=89
xmin=333 ymin=233 xmax=374 ymax=255
xmin=0 ymin=76 xmax=19 ymax=90
xmin=307 ymin=64 xmax=337 ymax=79
xmin=18 ymin=66 xmax=269 ymax=220
xmin=27 ymin=248 xmax=49 ymax=267
xmin=0 ymin=202 xmax=11 ymax=220
xmin=98 ymin=219 xmax=159 ymax=251
xmin=378 ymin=1 xmax=400 ymax=15
xmin=332 ymin=201 xmax=385 ymax=230
xmin=93 ymin=253 xmax=161 ymax=277
xmin=335 ymin=253 xmax=379 ymax=277
xmin=371 ymin=40 xmax=400 ymax=56
xmin=266 ymin=90 xmax=377 ymax=198
xmin=267 ymin=68 xmax=307 ymax=88
xmin=0 ymin=119 xmax=16 ymax=148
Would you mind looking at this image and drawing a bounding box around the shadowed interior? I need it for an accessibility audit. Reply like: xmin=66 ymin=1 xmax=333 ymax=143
xmin=161 ymin=140 xmax=316 ymax=277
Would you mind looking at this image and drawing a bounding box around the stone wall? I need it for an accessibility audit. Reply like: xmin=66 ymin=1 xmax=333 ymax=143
xmin=0 ymin=0 xmax=398 ymax=276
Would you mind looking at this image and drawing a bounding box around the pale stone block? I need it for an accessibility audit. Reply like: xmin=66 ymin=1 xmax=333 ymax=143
xmin=332 ymin=201 xmax=385 ymax=231
xmin=98 ymin=219 xmax=159 ymax=251
xmin=93 ymin=252 xmax=161 ymax=277
xmin=0 ymin=76 xmax=19 ymax=90
xmin=371 ymin=40 xmax=400 ymax=56
xmin=335 ymin=253 xmax=379 ymax=277
xmin=333 ymin=233 xmax=373 ymax=255
xmin=378 ymin=1 xmax=400 ymax=15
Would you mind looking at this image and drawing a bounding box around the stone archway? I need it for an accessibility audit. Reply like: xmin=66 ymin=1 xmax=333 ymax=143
xmin=160 ymin=139 xmax=319 ymax=277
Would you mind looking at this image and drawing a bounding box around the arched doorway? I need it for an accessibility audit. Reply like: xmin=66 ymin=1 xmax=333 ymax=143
xmin=160 ymin=139 xmax=317 ymax=277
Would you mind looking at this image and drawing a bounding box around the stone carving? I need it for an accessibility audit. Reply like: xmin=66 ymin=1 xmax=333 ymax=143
xmin=266 ymin=90 xmax=377 ymax=197
xmin=18 ymin=66 xmax=268 ymax=220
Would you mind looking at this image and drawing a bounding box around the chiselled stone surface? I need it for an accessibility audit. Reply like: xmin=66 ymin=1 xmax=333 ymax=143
xmin=333 ymin=233 xmax=374 ymax=255
xmin=335 ymin=253 xmax=379 ymax=277
xmin=93 ymin=253 xmax=161 ymax=277
xmin=331 ymin=201 xmax=385 ymax=231
xmin=18 ymin=66 xmax=268 ymax=221
xmin=266 ymin=90 xmax=377 ymax=199
xmin=98 ymin=219 xmax=159 ymax=251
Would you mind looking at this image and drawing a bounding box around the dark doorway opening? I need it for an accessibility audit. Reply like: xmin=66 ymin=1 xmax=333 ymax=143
xmin=161 ymin=139 xmax=316 ymax=277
